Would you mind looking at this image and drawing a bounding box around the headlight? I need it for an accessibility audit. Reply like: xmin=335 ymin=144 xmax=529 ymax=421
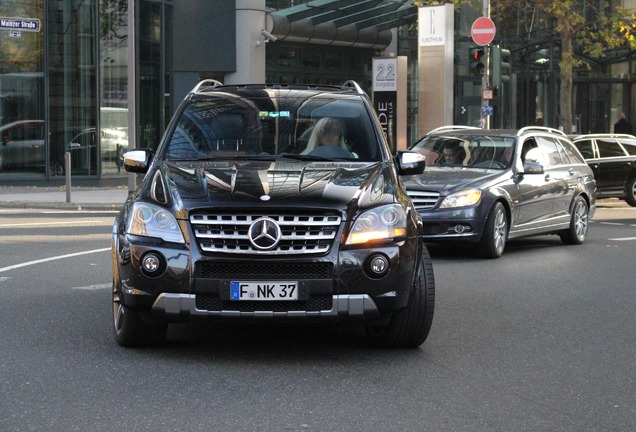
xmin=346 ymin=204 xmax=407 ymax=245
xmin=126 ymin=202 xmax=185 ymax=243
xmin=439 ymin=189 xmax=482 ymax=209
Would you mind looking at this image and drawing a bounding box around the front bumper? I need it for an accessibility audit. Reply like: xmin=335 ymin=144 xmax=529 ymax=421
xmin=114 ymin=233 xmax=419 ymax=321
xmin=152 ymin=293 xmax=380 ymax=319
xmin=419 ymin=206 xmax=486 ymax=243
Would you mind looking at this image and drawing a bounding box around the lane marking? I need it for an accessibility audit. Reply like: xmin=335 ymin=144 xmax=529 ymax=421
xmin=0 ymin=248 xmax=110 ymax=274
xmin=599 ymin=222 xmax=625 ymax=226
xmin=0 ymin=220 xmax=106 ymax=228
xmin=71 ymin=283 xmax=110 ymax=290
xmin=0 ymin=276 xmax=10 ymax=283
xmin=608 ymin=237 xmax=636 ymax=241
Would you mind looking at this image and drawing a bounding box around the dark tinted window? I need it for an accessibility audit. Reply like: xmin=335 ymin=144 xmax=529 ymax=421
xmin=574 ymin=139 xmax=595 ymax=159
xmin=597 ymin=139 xmax=627 ymax=157
xmin=618 ymin=138 xmax=636 ymax=156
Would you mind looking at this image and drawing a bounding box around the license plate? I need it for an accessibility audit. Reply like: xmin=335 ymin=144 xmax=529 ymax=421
xmin=230 ymin=281 xmax=298 ymax=301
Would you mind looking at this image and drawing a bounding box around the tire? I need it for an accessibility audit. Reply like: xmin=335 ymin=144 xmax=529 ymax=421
xmin=365 ymin=246 xmax=435 ymax=348
xmin=476 ymin=202 xmax=508 ymax=259
xmin=559 ymin=196 xmax=589 ymax=245
xmin=625 ymin=177 xmax=636 ymax=207
xmin=112 ymin=282 xmax=168 ymax=347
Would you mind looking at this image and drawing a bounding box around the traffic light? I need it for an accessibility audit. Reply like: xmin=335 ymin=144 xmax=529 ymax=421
xmin=469 ymin=47 xmax=486 ymax=74
xmin=492 ymin=45 xmax=511 ymax=86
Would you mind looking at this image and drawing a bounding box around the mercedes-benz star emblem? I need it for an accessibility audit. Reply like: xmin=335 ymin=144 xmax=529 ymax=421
xmin=248 ymin=217 xmax=282 ymax=250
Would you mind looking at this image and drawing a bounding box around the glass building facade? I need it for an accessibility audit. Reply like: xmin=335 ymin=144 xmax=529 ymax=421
xmin=0 ymin=0 xmax=634 ymax=182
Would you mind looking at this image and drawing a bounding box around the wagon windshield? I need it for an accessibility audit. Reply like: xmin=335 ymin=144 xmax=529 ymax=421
xmin=410 ymin=134 xmax=515 ymax=169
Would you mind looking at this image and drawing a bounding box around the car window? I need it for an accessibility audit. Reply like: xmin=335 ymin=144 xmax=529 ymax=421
xmin=163 ymin=96 xmax=379 ymax=161
xmin=410 ymin=134 xmax=514 ymax=169
xmin=597 ymin=138 xmax=627 ymax=157
xmin=573 ymin=139 xmax=595 ymax=159
xmin=536 ymin=136 xmax=563 ymax=166
xmin=558 ymin=138 xmax=585 ymax=164
xmin=617 ymin=138 xmax=636 ymax=156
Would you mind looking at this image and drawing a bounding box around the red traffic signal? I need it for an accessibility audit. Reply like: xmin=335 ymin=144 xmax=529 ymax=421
xmin=469 ymin=47 xmax=485 ymax=74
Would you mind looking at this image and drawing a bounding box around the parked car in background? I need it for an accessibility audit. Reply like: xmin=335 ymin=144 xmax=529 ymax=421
xmin=111 ymin=80 xmax=434 ymax=348
xmin=571 ymin=133 xmax=636 ymax=206
xmin=404 ymin=126 xmax=597 ymax=258
xmin=0 ymin=120 xmax=44 ymax=170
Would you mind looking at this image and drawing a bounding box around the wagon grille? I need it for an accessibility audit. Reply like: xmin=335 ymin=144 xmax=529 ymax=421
xmin=406 ymin=190 xmax=440 ymax=210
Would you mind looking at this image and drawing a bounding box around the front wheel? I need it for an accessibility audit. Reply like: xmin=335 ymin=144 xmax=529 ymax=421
xmin=476 ymin=202 xmax=508 ymax=259
xmin=559 ymin=196 xmax=589 ymax=245
xmin=625 ymin=177 xmax=636 ymax=207
xmin=112 ymin=282 xmax=168 ymax=347
xmin=365 ymin=246 xmax=435 ymax=348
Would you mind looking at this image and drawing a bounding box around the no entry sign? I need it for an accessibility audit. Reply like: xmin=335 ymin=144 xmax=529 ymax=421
xmin=471 ymin=17 xmax=496 ymax=46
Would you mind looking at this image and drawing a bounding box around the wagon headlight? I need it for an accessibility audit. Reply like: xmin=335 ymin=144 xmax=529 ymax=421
xmin=440 ymin=189 xmax=482 ymax=209
xmin=127 ymin=202 xmax=185 ymax=243
xmin=346 ymin=204 xmax=407 ymax=245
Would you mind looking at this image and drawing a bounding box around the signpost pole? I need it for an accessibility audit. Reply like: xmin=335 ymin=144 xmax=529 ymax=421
xmin=482 ymin=0 xmax=490 ymax=129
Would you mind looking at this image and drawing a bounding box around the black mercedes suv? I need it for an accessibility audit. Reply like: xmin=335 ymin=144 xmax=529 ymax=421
xmin=111 ymin=80 xmax=434 ymax=348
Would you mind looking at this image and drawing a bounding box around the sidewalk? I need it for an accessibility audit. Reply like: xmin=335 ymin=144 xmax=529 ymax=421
xmin=0 ymin=185 xmax=131 ymax=211
xmin=0 ymin=184 xmax=632 ymax=214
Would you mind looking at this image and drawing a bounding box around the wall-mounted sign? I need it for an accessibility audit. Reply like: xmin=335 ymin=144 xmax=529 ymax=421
xmin=0 ymin=17 xmax=42 ymax=32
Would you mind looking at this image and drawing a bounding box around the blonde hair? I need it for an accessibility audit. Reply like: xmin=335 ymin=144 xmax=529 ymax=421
xmin=302 ymin=117 xmax=347 ymax=154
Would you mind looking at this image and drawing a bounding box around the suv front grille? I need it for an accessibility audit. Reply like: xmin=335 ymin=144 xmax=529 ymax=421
xmin=195 ymin=262 xmax=333 ymax=279
xmin=407 ymin=190 xmax=440 ymax=210
xmin=195 ymin=294 xmax=333 ymax=312
xmin=190 ymin=212 xmax=341 ymax=255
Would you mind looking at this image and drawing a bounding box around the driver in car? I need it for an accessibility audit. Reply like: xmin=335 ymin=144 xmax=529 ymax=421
xmin=302 ymin=117 xmax=351 ymax=155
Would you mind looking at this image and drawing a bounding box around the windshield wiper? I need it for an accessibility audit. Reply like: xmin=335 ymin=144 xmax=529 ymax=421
xmin=277 ymin=153 xmax=341 ymax=162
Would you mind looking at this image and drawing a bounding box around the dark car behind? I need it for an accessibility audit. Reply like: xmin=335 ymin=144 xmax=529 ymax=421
xmin=572 ymin=133 xmax=636 ymax=206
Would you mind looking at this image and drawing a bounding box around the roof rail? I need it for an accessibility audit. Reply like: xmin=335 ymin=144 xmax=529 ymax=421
xmin=517 ymin=126 xmax=566 ymax=137
xmin=190 ymin=79 xmax=224 ymax=94
xmin=428 ymin=125 xmax=481 ymax=134
xmin=572 ymin=133 xmax=636 ymax=139
xmin=342 ymin=80 xmax=365 ymax=95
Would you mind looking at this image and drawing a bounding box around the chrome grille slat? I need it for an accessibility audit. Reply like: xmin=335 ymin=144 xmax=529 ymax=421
xmin=190 ymin=213 xmax=341 ymax=255
xmin=407 ymin=189 xmax=440 ymax=210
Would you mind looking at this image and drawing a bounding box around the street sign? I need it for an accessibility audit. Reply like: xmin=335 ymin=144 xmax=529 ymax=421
xmin=482 ymin=106 xmax=494 ymax=116
xmin=471 ymin=17 xmax=496 ymax=46
xmin=482 ymin=88 xmax=494 ymax=100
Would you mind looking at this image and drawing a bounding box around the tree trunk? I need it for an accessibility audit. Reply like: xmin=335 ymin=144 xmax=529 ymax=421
xmin=558 ymin=19 xmax=574 ymax=134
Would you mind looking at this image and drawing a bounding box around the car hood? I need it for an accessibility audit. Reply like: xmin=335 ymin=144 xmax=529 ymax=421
xmin=404 ymin=166 xmax=507 ymax=194
xmin=142 ymin=160 xmax=398 ymax=217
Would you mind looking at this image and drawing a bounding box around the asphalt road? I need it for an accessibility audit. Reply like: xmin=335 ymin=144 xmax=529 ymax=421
xmin=0 ymin=204 xmax=635 ymax=431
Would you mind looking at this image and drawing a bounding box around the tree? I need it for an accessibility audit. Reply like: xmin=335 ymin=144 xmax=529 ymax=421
xmin=533 ymin=1 xmax=636 ymax=133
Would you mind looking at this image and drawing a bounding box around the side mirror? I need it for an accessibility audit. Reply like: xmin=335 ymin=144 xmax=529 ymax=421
xmin=396 ymin=150 xmax=426 ymax=176
xmin=123 ymin=149 xmax=153 ymax=174
xmin=523 ymin=161 xmax=544 ymax=174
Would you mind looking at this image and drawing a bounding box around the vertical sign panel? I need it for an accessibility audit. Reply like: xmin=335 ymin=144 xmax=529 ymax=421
xmin=372 ymin=57 xmax=407 ymax=153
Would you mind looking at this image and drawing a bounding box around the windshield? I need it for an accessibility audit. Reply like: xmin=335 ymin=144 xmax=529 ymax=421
xmin=410 ymin=134 xmax=515 ymax=169
xmin=163 ymin=95 xmax=381 ymax=162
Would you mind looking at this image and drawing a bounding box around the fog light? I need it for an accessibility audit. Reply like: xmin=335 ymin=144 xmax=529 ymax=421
xmin=141 ymin=252 xmax=164 ymax=276
xmin=366 ymin=254 xmax=390 ymax=278
xmin=451 ymin=224 xmax=471 ymax=234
